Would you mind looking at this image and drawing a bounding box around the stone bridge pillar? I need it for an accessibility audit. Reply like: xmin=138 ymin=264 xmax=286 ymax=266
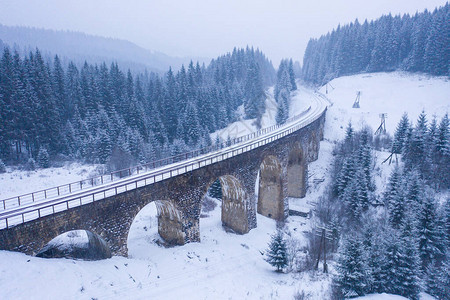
xmin=220 ymin=175 xmax=251 ymax=234
xmin=286 ymin=143 xmax=307 ymax=198
xmin=257 ymin=155 xmax=284 ymax=221
xmin=155 ymin=200 xmax=185 ymax=245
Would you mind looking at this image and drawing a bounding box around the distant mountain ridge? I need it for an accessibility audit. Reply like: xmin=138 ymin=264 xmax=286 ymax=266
xmin=0 ymin=24 xmax=208 ymax=73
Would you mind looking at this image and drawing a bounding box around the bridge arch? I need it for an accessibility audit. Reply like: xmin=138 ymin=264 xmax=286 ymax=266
xmin=257 ymin=155 xmax=284 ymax=220
xmin=286 ymin=142 xmax=307 ymax=198
xmin=127 ymin=199 xmax=185 ymax=256
xmin=201 ymin=175 xmax=251 ymax=235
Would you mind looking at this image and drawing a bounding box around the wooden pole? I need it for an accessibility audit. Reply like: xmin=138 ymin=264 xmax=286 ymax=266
xmin=323 ymin=230 xmax=328 ymax=273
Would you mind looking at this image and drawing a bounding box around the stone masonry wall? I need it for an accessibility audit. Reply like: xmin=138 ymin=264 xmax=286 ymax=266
xmin=0 ymin=110 xmax=325 ymax=256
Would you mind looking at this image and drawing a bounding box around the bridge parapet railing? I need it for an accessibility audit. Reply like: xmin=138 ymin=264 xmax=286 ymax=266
xmin=0 ymin=104 xmax=326 ymax=229
xmin=0 ymin=105 xmax=315 ymax=214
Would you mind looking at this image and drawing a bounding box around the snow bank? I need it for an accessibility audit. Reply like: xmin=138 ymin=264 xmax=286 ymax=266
xmin=45 ymin=230 xmax=90 ymax=250
xmin=36 ymin=230 xmax=111 ymax=260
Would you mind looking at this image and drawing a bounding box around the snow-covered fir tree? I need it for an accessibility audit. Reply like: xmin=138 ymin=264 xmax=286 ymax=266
xmin=265 ymin=230 xmax=288 ymax=272
xmin=335 ymin=235 xmax=368 ymax=297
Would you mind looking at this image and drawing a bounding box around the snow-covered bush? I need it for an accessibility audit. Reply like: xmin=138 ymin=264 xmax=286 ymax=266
xmin=26 ymin=158 xmax=36 ymax=171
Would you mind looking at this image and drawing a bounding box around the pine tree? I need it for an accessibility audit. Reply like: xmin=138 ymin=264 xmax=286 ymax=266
xmin=208 ymin=179 xmax=222 ymax=200
xmin=265 ymin=230 xmax=288 ymax=272
xmin=357 ymin=132 xmax=374 ymax=191
xmin=0 ymin=47 xmax=14 ymax=159
xmin=426 ymin=254 xmax=450 ymax=300
xmin=424 ymin=6 xmax=449 ymax=75
xmin=275 ymin=89 xmax=289 ymax=125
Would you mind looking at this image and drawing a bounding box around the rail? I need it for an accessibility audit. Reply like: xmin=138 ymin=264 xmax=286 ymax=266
xmin=0 ymin=96 xmax=327 ymax=229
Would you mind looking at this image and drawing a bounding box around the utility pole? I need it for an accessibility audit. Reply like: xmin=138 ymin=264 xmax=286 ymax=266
xmin=314 ymin=226 xmax=332 ymax=273
xmin=375 ymin=113 xmax=387 ymax=135
xmin=352 ymin=91 xmax=361 ymax=108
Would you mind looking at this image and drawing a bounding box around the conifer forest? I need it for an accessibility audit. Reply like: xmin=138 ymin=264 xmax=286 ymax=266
xmin=0 ymin=1 xmax=449 ymax=299
xmin=302 ymin=3 xmax=449 ymax=84
xmin=0 ymin=47 xmax=275 ymax=168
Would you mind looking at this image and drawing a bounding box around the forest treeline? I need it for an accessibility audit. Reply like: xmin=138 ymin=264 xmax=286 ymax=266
xmin=302 ymin=3 xmax=449 ymax=84
xmin=0 ymin=46 xmax=275 ymax=169
xmin=313 ymin=112 xmax=449 ymax=299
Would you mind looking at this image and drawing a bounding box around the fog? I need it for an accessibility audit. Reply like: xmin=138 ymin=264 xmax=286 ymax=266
xmin=0 ymin=0 xmax=446 ymax=64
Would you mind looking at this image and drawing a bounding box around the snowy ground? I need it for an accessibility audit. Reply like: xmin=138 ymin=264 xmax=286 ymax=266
xmin=0 ymin=72 xmax=448 ymax=299
xmin=0 ymin=198 xmax=330 ymax=299
xmin=0 ymin=162 xmax=100 ymax=200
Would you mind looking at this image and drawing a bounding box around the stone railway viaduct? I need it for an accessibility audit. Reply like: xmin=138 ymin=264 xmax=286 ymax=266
xmin=0 ymin=100 xmax=326 ymax=256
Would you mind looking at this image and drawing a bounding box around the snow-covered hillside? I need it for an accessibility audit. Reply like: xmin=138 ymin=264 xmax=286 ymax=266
xmin=320 ymin=72 xmax=449 ymax=141
xmin=211 ymin=85 xmax=312 ymax=141
xmin=0 ymin=72 xmax=447 ymax=299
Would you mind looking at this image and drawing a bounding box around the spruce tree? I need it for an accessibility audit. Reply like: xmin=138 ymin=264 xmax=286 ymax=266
xmin=37 ymin=147 xmax=50 ymax=168
xmin=392 ymin=113 xmax=410 ymax=154
xmin=388 ymin=182 xmax=406 ymax=229
xmin=384 ymin=166 xmax=402 ymax=206
xmin=398 ymin=212 xmax=421 ymax=300
xmin=417 ymin=192 xmax=441 ymax=272
xmin=335 ymin=236 xmax=367 ymax=297
xmin=265 ymin=230 xmax=288 ymax=272
xmin=381 ymin=227 xmax=404 ymax=295
xmin=336 ymin=154 xmax=357 ymax=198
xmin=364 ymin=225 xmax=387 ymax=293
xmin=344 ymin=121 xmax=354 ymax=153
xmin=435 ymin=113 xmax=449 ymax=189
xmin=404 ymin=111 xmax=430 ymax=176
xmin=288 ymin=59 xmax=297 ymax=91
xmin=342 ymin=175 xmax=364 ymax=224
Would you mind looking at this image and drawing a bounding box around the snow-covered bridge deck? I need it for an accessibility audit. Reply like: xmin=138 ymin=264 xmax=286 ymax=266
xmin=0 ymin=95 xmax=327 ymax=230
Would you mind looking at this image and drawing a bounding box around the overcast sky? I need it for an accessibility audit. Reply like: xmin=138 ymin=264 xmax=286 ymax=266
xmin=0 ymin=0 xmax=446 ymax=65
